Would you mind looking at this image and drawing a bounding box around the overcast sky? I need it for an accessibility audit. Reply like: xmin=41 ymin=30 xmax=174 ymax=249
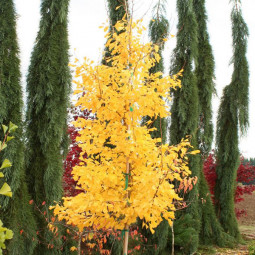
xmin=14 ymin=0 xmax=255 ymax=158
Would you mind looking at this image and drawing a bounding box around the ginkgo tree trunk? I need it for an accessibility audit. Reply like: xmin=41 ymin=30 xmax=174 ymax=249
xmin=51 ymin=18 xmax=197 ymax=254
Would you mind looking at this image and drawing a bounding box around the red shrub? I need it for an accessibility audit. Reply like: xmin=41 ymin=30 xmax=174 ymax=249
xmin=63 ymin=107 xmax=92 ymax=197
xmin=203 ymin=152 xmax=255 ymax=218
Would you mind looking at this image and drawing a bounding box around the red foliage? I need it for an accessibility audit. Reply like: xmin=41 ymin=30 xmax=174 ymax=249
xmin=203 ymin=152 xmax=255 ymax=218
xmin=63 ymin=107 xmax=92 ymax=197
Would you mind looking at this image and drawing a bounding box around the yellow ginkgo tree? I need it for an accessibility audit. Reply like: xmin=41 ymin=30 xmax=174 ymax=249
xmin=52 ymin=18 xmax=197 ymax=255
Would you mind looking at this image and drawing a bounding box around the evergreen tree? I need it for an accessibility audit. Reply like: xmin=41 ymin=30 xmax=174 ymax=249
xmin=102 ymin=0 xmax=128 ymax=66
xmin=25 ymin=0 xmax=71 ymax=254
xmin=139 ymin=1 xmax=170 ymax=254
xmin=215 ymin=0 xmax=249 ymax=240
xmin=193 ymin=0 xmax=234 ymax=247
xmin=169 ymin=0 xmax=200 ymax=253
xmin=0 ymin=1 xmax=37 ymax=254
xmin=193 ymin=0 xmax=214 ymax=155
xmin=107 ymin=0 xmax=128 ymax=28
xmin=147 ymin=0 xmax=169 ymax=144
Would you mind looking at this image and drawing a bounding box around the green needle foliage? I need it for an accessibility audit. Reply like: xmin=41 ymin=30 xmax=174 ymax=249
xmin=102 ymin=0 xmax=128 ymax=67
xmin=193 ymin=0 xmax=234 ymax=247
xmin=193 ymin=0 xmax=214 ymax=155
xmin=106 ymin=0 xmax=128 ymax=29
xmin=147 ymin=0 xmax=169 ymax=144
xmin=0 ymin=1 xmax=37 ymax=254
xmin=170 ymin=0 xmax=199 ymax=143
xmin=139 ymin=1 xmax=170 ymax=254
xmin=215 ymin=0 xmax=249 ymax=240
xmin=149 ymin=0 xmax=169 ymax=74
xmin=169 ymin=0 xmax=200 ymax=253
xmin=25 ymin=0 xmax=71 ymax=253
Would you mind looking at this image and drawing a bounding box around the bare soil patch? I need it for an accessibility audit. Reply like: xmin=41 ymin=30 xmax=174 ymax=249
xmin=236 ymin=191 xmax=255 ymax=227
xmin=236 ymin=191 xmax=255 ymax=240
xmin=204 ymin=191 xmax=255 ymax=254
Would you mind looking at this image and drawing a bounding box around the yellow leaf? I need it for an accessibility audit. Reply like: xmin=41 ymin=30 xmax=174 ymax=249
xmin=115 ymin=22 xmax=124 ymax=32
xmin=88 ymin=232 xmax=94 ymax=240
xmin=70 ymin=246 xmax=77 ymax=251
xmin=189 ymin=150 xmax=200 ymax=155
xmin=0 ymin=183 xmax=12 ymax=197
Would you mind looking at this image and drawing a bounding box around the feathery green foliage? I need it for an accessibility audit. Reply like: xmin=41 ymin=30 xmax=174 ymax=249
xmin=147 ymin=0 xmax=169 ymax=144
xmin=106 ymin=0 xmax=128 ymax=28
xmin=167 ymin=214 xmax=198 ymax=254
xmin=25 ymin=0 xmax=71 ymax=253
xmin=215 ymin=0 xmax=249 ymax=240
xmin=149 ymin=0 xmax=169 ymax=74
xmin=193 ymin=0 xmax=234 ymax=247
xmin=170 ymin=0 xmax=198 ymax=143
xmin=0 ymin=1 xmax=37 ymax=254
xmin=193 ymin=0 xmax=214 ymax=155
xmin=169 ymin=0 xmax=200 ymax=253
xmin=102 ymin=0 xmax=128 ymax=67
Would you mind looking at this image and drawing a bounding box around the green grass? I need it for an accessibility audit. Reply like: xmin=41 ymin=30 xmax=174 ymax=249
xmin=196 ymin=245 xmax=217 ymax=254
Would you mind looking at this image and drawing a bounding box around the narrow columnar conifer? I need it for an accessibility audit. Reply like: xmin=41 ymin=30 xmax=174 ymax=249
xmin=102 ymin=0 xmax=128 ymax=67
xmin=193 ymin=0 xmax=234 ymax=247
xmin=147 ymin=0 xmax=169 ymax=144
xmin=0 ymin=1 xmax=37 ymax=254
xmin=139 ymin=1 xmax=170 ymax=254
xmin=169 ymin=0 xmax=200 ymax=253
xmin=25 ymin=0 xmax=71 ymax=254
xmin=215 ymin=0 xmax=249 ymax=240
